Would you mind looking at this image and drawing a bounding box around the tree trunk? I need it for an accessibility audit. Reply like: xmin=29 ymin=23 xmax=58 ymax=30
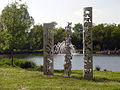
xmin=11 ymin=50 xmax=14 ymax=66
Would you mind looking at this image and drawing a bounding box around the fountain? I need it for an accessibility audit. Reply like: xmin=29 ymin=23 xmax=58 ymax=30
xmin=54 ymin=41 xmax=76 ymax=54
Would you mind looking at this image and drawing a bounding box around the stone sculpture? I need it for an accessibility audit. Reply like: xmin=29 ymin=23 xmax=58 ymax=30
xmin=64 ymin=22 xmax=72 ymax=77
xmin=43 ymin=22 xmax=56 ymax=75
xmin=83 ymin=7 xmax=93 ymax=79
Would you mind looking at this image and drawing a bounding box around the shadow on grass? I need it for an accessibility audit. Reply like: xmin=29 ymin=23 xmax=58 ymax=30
xmin=92 ymin=77 xmax=110 ymax=82
xmin=92 ymin=77 xmax=120 ymax=83
xmin=54 ymin=70 xmax=83 ymax=74
xmin=54 ymin=70 xmax=64 ymax=73
xmin=71 ymin=75 xmax=120 ymax=83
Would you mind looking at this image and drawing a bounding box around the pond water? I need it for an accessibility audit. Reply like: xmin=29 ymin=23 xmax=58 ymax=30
xmin=1 ymin=54 xmax=120 ymax=72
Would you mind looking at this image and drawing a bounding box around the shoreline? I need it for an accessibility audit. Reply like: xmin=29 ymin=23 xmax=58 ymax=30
xmin=96 ymin=50 xmax=120 ymax=55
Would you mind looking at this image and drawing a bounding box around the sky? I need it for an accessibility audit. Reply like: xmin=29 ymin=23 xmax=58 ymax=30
xmin=0 ymin=0 xmax=120 ymax=27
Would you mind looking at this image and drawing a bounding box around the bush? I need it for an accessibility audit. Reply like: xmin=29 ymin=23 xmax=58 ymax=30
xmin=15 ymin=60 xmax=36 ymax=68
xmin=0 ymin=59 xmax=11 ymax=66
xmin=104 ymin=69 xmax=107 ymax=71
xmin=0 ymin=58 xmax=36 ymax=68
xmin=95 ymin=66 xmax=101 ymax=71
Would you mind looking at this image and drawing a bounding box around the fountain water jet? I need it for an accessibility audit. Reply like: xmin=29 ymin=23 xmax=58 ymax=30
xmin=54 ymin=41 xmax=76 ymax=54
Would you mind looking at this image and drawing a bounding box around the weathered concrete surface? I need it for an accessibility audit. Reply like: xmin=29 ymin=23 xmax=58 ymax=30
xmin=83 ymin=7 xmax=93 ymax=79
xmin=43 ymin=23 xmax=56 ymax=75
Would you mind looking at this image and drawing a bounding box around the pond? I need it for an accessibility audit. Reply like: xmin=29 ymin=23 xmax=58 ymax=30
xmin=0 ymin=54 xmax=120 ymax=72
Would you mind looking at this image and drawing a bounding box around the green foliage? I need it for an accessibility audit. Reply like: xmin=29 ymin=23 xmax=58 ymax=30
xmin=0 ymin=2 xmax=34 ymax=51
xmin=72 ymin=23 xmax=120 ymax=51
xmin=71 ymin=23 xmax=83 ymax=50
xmin=29 ymin=24 xmax=43 ymax=50
xmin=92 ymin=24 xmax=120 ymax=50
xmin=0 ymin=58 xmax=36 ymax=68
xmin=92 ymin=24 xmax=105 ymax=50
xmin=71 ymin=32 xmax=83 ymax=49
xmin=15 ymin=60 xmax=35 ymax=68
xmin=0 ymin=59 xmax=11 ymax=66
xmin=54 ymin=27 xmax=66 ymax=44
xmin=95 ymin=66 xmax=101 ymax=71
xmin=73 ymin=23 xmax=83 ymax=35
xmin=104 ymin=69 xmax=107 ymax=71
xmin=0 ymin=2 xmax=34 ymax=65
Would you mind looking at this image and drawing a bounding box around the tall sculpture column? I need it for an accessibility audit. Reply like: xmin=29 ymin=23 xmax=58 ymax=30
xmin=83 ymin=7 xmax=93 ymax=79
xmin=43 ymin=23 xmax=55 ymax=75
xmin=64 ymin=22 xmax=72 ymax=77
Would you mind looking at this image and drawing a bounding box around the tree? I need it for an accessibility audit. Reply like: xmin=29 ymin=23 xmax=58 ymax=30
xmin=71 ymin=32 xmax=83 ymax=50
xmin=71 ymin=23 xmax=83 ymax=50
xmin=0 ymin=22 xmax=10 ymax=52
xmin=73 ymin=23 xmax=83 ymax=35
xmin=103 ymin=24 xmax=116 ymax=50
xmin=29 ymin=24 xmax=43 ymax=50
xmin=111 ymin=26 xmax=120 ymax=49
xmin=92 ymin=23 xmax=120 ymax=51
xmin=0 ymin=2 xmax=34 ymax=65
xmin=92 ymin=24 xmax=105 ymax=50
xmin=54 ymin=27 xmax=66 ymax=44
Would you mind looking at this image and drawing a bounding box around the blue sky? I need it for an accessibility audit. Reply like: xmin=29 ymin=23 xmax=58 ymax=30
xmin=0 ymin=0 xmax=120 ymax=27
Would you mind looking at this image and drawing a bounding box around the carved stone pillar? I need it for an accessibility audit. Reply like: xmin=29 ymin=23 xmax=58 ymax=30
xmin=43 ymin=23 xmax=55 ymax=75
xmin=64 ymin=22 xmax=72 ymax=77
xmin=83 ymin=7 xmax=93 ymax=79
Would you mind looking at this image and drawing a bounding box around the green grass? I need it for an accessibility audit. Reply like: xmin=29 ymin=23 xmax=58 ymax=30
xmin=0 ymin=66 xmax=120 ymax=89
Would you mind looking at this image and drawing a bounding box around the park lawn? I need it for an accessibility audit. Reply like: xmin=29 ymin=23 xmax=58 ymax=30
xmin=0 ymin=66 xmax=120 ymax=90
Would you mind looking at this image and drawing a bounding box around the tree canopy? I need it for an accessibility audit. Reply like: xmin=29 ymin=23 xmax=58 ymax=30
xmin=0 ymin=2 xmax=34 ymax=64
xmin=0 ymin=2 xmax=34 ymax=51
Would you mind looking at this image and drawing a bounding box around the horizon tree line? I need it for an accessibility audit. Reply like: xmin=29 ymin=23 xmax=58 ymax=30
xmin=0 ymin=2 xmax=120 ymax=65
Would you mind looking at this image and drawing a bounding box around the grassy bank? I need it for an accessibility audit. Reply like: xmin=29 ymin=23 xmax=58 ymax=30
xmin=0 ymin=65 xmax=120 ymax=89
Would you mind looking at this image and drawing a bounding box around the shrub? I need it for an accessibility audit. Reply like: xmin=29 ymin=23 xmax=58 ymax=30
xmin=0 ymin=59 xmax=11 ymax=66
xmin=14 ymin=60 xmax=36 ymax=68
xmin=0 ymin=58 xmax=36 ymax=68
xmin=95 ymin=66 xmax=101 ymax=71
xmin=104 ymin=69 xmax=107 ymax=71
